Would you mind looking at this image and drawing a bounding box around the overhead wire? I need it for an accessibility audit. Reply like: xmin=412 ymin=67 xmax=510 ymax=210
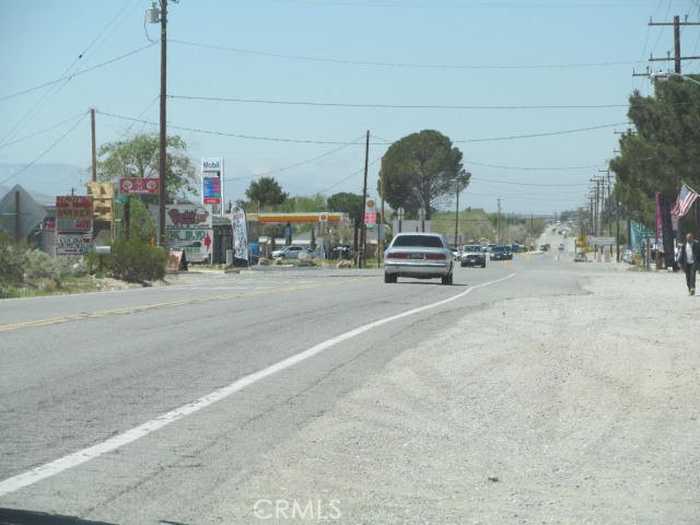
xmin=96 ymin=110 xmax=627 ymax=145
xmin=169 ymin=39 xmax=642 ymax=70
xmin=0 ymin=112 xmax=90 ymax=151
xmin=168 ymin=94 xmax=628 ymax=110
xmin=0 ymin=43 xmax=158 ymax=104
xmin=0 ymin=113 xmax=88 ymax=187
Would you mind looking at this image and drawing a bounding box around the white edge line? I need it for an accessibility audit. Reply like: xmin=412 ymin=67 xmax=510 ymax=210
xmin=0 ymin=272 xmax=515 ymax=497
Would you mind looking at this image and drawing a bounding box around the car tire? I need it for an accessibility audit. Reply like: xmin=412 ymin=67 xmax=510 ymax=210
xmin=481 ymin=262 xmax=486 ymax=268
xmin=441 ymin=273 xmax=453 ymax=285
xmin=384 ymin=273 xmax=392 ymax=284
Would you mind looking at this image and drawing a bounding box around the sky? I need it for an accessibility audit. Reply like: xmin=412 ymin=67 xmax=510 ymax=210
xmin=1 ymin=0 xmax=699 ymax=214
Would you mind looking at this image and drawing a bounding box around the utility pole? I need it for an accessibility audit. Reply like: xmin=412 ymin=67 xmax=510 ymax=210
xmin=359 ymin=130 xmax=369 ymax=269
xmin=496 ymin=198 xmax=502 ymax=244
xmin=648 ymin=15 xmax=700 ymax=74
xmin=14 ymin=190 xmax=20 ymax=242
xmin=90 ymin=108 xmax=97 ymax=183
xmin=379 ymin=157 xmax=385 ymax=268
xmin=454 ymin=183 xmax=460 ymax=247
xmin=158 ymin=0 xmax=168 ymax=247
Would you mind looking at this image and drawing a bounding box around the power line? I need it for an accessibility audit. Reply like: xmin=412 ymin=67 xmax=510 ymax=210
xmin=463 ymin=159 xmax=601 ymax=171
xmin=96 ymin=110 xmax=628 ymax=145
xmin=224 ymin=137 xmax=365 ymax=182
xmin=0 ymin=43 xmax=158 ymax=104
xmin=319 ymin=157 xmax=382 ymax=194
xmin=0 ymin=112 xmax=89 ymax=151
xmin=470 ymin=176 xmax=589 ymax=187
xmin=169 ymin=39 xmax=641 ymax=70
xmin=0 ymin=113 xmax=88 ymax=187
xmin=169 ymin=94 xmax=628 ymax=110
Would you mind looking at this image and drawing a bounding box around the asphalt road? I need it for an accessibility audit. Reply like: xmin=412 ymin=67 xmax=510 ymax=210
xmin=0 ymin=250 xmax=583 ymax=523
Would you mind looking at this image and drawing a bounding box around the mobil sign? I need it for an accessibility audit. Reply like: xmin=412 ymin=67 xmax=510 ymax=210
xmin=201 ymin=157 xmax=223 ymax=206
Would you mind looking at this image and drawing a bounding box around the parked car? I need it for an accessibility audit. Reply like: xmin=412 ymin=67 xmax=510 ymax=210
xmin=490 ymin=245 xmax=513 ymax=261
xmin=384 ymin=233 xmax=454 ymax=285
xmin=271 ymin=245 xmax=311 ymax=259
xmin=574 ymin=252 xmax=588 ymax=263
xmin=461 ymin=244 xmax=487 ymax=268
xmin=540 ymin=243 xmax=551 ymax=252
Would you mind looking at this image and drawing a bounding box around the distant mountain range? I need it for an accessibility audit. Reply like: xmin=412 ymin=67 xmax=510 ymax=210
xmin=0 ymin=163 xmax=86 ymax=205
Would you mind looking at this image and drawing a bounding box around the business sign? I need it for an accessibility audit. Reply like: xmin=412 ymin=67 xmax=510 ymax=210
xmin=588 ymin=236 xmax=616 ymax=247
xmin=56 ymin=196 xmax=93 ymax=233
xmin=165 ymin=204 xmax=212 ymax=263
xmin=119 ymin=177 xmax=160 ymax=195
xmin=201 ymin=157 xmax=223 ymax=207
xmin=87 ymin=182 xmax=114 ymax=221
xmin=364 ymin=198 xmax=376 ymax=227
xmin=231 ymin=207 xmax=248 ymax=262
xmin=202 ymin=176 xmax=222 ymax=205
xmin=56 ymin=233 xmax=92 ymax=255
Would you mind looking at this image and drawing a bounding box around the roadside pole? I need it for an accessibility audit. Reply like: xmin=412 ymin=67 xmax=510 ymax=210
xmin=158 ymin=0 xmax=168 ymax=247
xmin=14 ymin=191 xmax=20 ymax=242
xmin=379 ymin=159 xmax=385 ymax=269
xmin=359 ymin=130 xmax=369 ymax=269
xmin=90 ymin=108 xmax=97 ymax=183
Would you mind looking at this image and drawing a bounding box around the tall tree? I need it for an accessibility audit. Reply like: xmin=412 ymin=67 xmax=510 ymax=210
xmin=379 ymin=130 xmax=468 ymax=219
xmin=245 ymin=177 xmax=288 ymax=210
xmin=97 ymin=133 xmax=197 ymax=199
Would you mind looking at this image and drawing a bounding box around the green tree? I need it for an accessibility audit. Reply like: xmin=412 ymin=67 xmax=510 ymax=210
xmin=379 ymin=130 xmax=468 ymax=219
xmin=611 ymin=76 xmax=700 ymax=263
xmin=245 ymin=177 xmax=288 ymax=210
xmin=97 ymin=133 xmax=197 ymax=199
xmin=327 ymin=192 xmax=364 ymax=252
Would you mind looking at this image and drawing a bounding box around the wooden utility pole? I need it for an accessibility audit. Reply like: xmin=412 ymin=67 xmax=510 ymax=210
xmin=496 ymin=198 xmax=502 ymax=244
xmin=158 ymin=0 xmax=168 ymax=247
xmin=14 ymin=191 xmax=21 ymax=242
xmin=648 ymin=16 xmax=700 ymax=74
xmin=454 ymin=184 xmax=460 ymax=247
xmin=359 ymin=130 xmax=369 ymax=268
xmin=90 ymin=108 xmax=97 ymax=182
xmin=379 ymin=158 xmax=385 ymax=268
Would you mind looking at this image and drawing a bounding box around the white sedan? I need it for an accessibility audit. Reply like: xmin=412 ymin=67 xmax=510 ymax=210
xmin=383 ymin=233 xmax=454 ymax=285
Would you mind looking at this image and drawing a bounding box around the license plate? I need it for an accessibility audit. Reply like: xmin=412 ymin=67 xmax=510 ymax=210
xmin=408 ymin=253 xmax=424 ymax=259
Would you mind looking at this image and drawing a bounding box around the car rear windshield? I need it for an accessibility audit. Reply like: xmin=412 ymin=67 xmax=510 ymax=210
xmin=392 ymin=235 xmax=444 ymax=248
xmin=463 ymin=246 xmax=481 ymax=252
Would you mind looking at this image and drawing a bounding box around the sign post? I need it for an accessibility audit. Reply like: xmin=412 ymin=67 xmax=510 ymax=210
xmin=201 ymin=157 xmax=224 ymax=216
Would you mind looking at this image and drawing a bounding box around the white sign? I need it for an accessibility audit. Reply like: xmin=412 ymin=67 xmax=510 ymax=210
xmin=201 ymin=157 xmax=222 ymax=172
xmin=165 ymin=204 xmax=213 ymax=263
xmin=589 ymin=236 xmax=615 ymax=247
xmin=231 ymin=207 xmax=248 ymax=262
xmin=56 ymin=233 xmax=92 ymax=256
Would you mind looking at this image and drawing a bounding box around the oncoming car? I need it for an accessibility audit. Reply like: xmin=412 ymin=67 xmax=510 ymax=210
xmin=384 ymin=233 xmax=454 ymax=285
xmin=460 ymin=244 xmax=486 ymax=268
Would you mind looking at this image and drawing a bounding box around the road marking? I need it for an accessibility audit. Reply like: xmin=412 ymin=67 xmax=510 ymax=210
xmin=0 ymin=273 xmax=515 ymax=497
xmin=0 ymin=280 xmax=351 ymax=334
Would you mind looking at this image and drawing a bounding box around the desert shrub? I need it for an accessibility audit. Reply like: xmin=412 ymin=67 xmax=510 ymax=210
xmin=24 ymin=250 xmax=87 ymax=287
xmin=0 ymin=233 xmax=26 ymax=285
xmin=110 ymin=239 xmax=167 ymax=282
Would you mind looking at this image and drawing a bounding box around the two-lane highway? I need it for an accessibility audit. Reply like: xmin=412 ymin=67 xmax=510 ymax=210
xmin=0 ymin=258 xmax=579 ymax=523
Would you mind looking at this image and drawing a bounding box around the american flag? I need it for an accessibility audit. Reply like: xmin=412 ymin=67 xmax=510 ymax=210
xmin=670 ymin=184 xmax=699 ymax=218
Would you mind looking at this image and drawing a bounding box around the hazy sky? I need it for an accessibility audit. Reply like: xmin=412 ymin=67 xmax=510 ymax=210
xmin=2 ymin=0 xmax=698 ymax=213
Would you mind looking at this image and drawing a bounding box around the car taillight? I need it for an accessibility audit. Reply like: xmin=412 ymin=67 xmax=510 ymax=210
xmin=425 ymin=253 xmax=446 ymax=260
xmin=387 ymin=252 xmax=409 ymax=259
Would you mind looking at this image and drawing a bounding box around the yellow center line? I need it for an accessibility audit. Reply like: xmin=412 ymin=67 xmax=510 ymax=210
xmin=0 ymin=280 xmax=353 ymax=334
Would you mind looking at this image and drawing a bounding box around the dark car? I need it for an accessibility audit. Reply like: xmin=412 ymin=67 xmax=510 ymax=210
xmin=490 ymin=245 xmax=513 ymax=261
xmin=460 ymin=244 xmax=486 ymax=268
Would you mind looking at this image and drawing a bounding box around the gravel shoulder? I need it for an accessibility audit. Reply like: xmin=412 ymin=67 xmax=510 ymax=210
xmin=205 ymin=269 xmax=700 ymax=524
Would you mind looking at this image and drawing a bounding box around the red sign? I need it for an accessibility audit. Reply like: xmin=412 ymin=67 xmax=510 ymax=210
xmin=119 ymin=177 xmax=160 ymax=195
xmin=56 ymin=196 xmax=93 ymax=233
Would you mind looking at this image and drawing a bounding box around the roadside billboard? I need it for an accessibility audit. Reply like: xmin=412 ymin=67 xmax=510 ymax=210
xmin=165 ymin=204 xmax=212 ymax=263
